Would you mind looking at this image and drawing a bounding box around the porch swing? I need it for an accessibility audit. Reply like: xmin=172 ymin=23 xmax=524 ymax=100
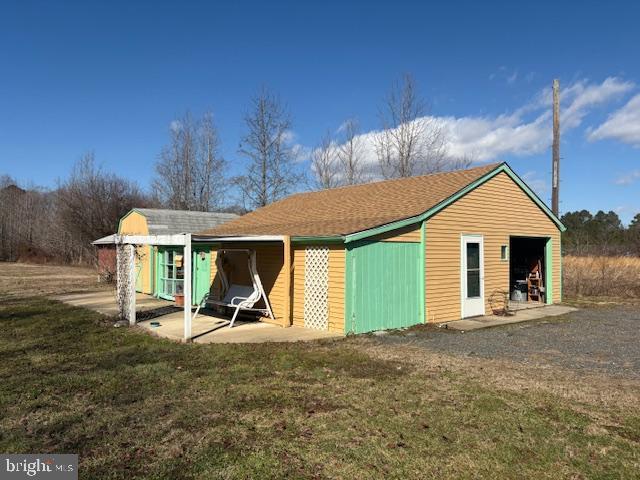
xmin=191 ymin=249 xmax=275 ymax=328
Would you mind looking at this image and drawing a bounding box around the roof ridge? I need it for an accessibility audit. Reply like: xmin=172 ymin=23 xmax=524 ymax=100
xmin=285 ymin=162 xmax=503 ymax=199
xmin=134 ymin=208 xmax=237 ymax=215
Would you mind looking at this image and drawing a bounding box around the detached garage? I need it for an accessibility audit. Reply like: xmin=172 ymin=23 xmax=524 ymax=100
xmin=194 ymin=162 xmax=564 ymax=335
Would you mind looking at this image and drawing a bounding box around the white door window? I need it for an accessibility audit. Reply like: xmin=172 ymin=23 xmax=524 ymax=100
xmin=461 ymin=235 xmax=485 ymax=318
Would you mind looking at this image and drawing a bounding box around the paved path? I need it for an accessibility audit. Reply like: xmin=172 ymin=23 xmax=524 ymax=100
xmin=443 ymin=305 xmax=578 ymax=331
xmin=52 ymin=291 xmax=168 ymax=316
xmin=375 ymin=305 xmax=640 ymax=378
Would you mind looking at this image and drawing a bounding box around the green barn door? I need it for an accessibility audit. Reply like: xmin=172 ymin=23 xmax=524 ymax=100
xmin=346 ymin=241 xmax=422 ymax=334
xmin=192 ymin=247 xmax=211 ymax=305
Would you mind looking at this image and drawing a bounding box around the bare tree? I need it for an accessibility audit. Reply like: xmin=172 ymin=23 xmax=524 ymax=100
xmin=57 ymin=152 xmax=149 ymax=262
xmin=310 ymin=131 xmax=340 ymax=190
xmin=374 ymin=74 xmax=446 ymax=178
xmin=236 ymin=88 xmax=302 ymax=208
xmin=153 ymin=111 xmax=227 ymax=211
xmin=337 ymin=118 xmax=365 ymax=185
xmin=445 ymin=153 xmax=474 ymax=171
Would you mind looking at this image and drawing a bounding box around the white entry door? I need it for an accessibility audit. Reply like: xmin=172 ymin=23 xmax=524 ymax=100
xmin=461 ymin=235 xmax=485 ymax=318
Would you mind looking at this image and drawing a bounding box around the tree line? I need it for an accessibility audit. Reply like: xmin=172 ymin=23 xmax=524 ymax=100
xmin=0 ymin=156 xmax=151 ymax=263
xmin=561 ymin=210 xmax=640 ymax=255
xmin=1 ymin=74 xmax=472 ymax=264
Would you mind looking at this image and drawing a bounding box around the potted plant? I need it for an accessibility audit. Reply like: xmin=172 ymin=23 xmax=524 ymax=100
xmin=174 ymin=293 xmax=185 ymax=307
xmin=174 ymin=283 xmax=185 ymax=307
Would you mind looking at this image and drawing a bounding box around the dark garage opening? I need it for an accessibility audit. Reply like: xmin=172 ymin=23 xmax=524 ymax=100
xmin=509 ymin=237 xmax=547 ymax=304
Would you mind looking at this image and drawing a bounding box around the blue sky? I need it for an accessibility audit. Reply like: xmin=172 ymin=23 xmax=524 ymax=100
xmin=1 ymin=0 xmax=639 ymax=222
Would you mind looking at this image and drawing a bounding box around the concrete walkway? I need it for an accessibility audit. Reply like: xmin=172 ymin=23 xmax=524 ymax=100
xmin=442 ymin=304 xmax=578 ymax=331
xmin=52 ymin=290 xmax=169 ymax=316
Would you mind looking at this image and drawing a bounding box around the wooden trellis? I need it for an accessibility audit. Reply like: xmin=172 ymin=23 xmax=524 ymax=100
xmin=303 ymin=246 xmax=329 ymax=330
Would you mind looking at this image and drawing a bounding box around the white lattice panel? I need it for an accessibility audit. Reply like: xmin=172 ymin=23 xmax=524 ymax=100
xmin=303 ymin=247 xmax=329 ymax=330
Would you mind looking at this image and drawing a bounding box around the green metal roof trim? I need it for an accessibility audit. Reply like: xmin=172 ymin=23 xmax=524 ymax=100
xmin=345 ymin=163 xmax=566 ymax=243
xmin=290 ymin=235 xmax=345 ymax=244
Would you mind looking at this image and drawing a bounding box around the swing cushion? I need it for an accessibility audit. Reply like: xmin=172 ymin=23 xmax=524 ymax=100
xmin=205 ymin=284 xmax=259 ymax=308
xmin=224 ymin=285 xmax=258 ymax=306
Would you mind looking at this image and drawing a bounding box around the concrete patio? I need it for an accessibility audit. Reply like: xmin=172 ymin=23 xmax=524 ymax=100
xmin=52 ymin=290 xmax=169 ymax=316
xmin=52 ymin=290 xmax=342 ymax=343
xmin=441 ymin=304 xmax=578 ymax=331
xmin=138 ymin=312 xmax=342 ymax=343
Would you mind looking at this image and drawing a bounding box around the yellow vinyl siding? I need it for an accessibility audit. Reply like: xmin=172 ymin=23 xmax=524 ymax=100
xmin=292 ymin=246 xmax=305 ymax=328
xmin=209 ymin=249 xmax=223 ymax=298
xmin=292 ymin=245 xmax=345 ymax=333
xmin=327 ymin=246 xmax=345 ymax=333
xmin=118 ymin=211 xmax=153 ymax=294
xmin=425 ymin=171 xmax=561 ymax=323
xmin=118 ymin=211 xmax=149 ymax=235
xmin=135 ymin=245 xmax=153 ymax=294
xmin=371 ymin=223 xmax=421 ymax=243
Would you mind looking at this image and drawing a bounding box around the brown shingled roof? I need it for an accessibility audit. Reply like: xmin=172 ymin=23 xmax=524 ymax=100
xmin=201 ymin=163 xmax=502 ymax=237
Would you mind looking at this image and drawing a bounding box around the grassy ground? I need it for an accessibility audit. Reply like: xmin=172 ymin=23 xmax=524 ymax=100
xmin=2 ymin=296 xmax=640 ymax=479
xmin=0 ymin=262 xmax=107 ymax=300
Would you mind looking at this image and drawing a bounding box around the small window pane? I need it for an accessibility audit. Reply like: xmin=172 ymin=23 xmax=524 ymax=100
xmin=467 ymin=270 xmax=480 ymax=297
xmin=501 ymin=245 xmax=508 ymax=260
xmin=466 ymin=243 xmax=480 ymax=269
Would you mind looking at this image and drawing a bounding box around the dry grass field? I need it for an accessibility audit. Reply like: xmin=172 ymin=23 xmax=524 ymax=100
xmin=563 ymin=255 xmax=640 ymax=299
xmin=0 ymin=262 xmax=107 ymax=300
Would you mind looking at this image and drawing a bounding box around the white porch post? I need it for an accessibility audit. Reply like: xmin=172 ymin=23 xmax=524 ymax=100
xmin=183 ymin=234 xmax=192 ymax=342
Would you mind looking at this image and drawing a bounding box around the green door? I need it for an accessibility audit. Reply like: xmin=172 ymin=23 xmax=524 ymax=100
xmin=346 ymin=241 xmax=422 ymax=334
xmin=192 ymin=247 xmax=212 ymax=305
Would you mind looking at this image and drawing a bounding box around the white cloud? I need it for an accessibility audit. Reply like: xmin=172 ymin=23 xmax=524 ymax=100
xmin=331 ymin=77 xmax=634 ymax=166
xmin=521 ymin=170 xmax=549 ymax=197
xmin=588 ymin=94 xmax=640 ymax=147
xmin=614 ymin=170 xmax=640 ymax=185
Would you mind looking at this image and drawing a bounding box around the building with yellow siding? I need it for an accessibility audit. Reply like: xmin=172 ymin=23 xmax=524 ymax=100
xmin=193 ymin=163 xmax=565 ymax=334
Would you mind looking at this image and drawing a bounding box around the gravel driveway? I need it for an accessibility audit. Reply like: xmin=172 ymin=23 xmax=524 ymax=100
xmin=374 ymin=306 xmax=640 ymax=378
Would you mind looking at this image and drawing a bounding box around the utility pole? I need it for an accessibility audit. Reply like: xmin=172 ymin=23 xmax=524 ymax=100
xmin=552 ymin=79 xmax=560 ymax=216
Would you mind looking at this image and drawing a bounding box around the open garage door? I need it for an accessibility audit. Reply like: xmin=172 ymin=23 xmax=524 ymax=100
xmin=346 ymin=241 xmax=422 ymax=334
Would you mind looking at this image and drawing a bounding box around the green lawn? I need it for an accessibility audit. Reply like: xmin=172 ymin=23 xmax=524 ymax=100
xmin=1 ymin=297 xmax=639 ymax=479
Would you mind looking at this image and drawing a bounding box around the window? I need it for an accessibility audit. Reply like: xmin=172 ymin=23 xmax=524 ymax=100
xmin=466 ymin=243 xmax=481 ymax=298
xmin=501 ymin=245 xmax=508 ymax=261
xmin=159 ymin=248 xmax=184 ymax=298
